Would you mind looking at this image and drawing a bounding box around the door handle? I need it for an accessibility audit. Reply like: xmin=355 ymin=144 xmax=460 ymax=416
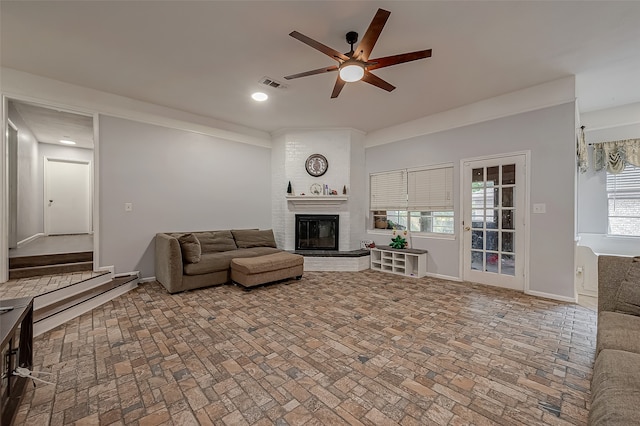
xmin=49 ymin=200 xmax=53 ymax=203
xmin=464 ymin=226 xmax=471 ymax=231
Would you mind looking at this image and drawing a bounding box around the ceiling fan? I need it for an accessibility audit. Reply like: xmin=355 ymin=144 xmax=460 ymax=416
xmin=284 ymin=8 xmax=432 ymax=98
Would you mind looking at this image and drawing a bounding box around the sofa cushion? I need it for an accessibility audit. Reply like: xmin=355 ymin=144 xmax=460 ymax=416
xmin=182 ymin=249 xmax=273 ymax=276
xmin=232 ymin=229 xmax=277 ymax=248
xmin=596 ymin=311 xmax=640 ymax=356
xmin=589 ymin=349 xmax=640 ymax=425
xmin=184 ymin=251 xmax=235 ymax=275
xmin=614 ymin=257 xmax=640 ymax=316
xmin=178 ymin=233 xmax=201 ymax=264
xmin=231 ymin=252 xmax=304 ymax=275
xmin=194 ymin=231 xmax=237 ymax=253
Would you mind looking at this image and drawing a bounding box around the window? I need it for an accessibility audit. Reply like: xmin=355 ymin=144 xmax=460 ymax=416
xmin=370 ymin=165 xmax=454 ymax=234
xmin=607 ymin=164 xmax=640 ymax=236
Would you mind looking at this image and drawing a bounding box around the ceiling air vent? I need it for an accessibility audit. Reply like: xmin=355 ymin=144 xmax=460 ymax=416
xmin=259 ymin=77 xmax=287 ymax=89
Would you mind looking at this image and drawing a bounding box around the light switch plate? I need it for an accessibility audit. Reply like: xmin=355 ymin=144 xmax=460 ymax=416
xmin=125 ymin=203 xmax=133 ymax=212
xmin=533 ymin=203 xmax=546 ymax=214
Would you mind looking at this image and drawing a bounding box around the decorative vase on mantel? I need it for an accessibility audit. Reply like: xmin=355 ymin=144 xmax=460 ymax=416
xmin=287 ymin=181 xmax=292 ymax=194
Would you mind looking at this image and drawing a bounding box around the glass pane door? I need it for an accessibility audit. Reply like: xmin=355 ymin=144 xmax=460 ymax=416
xmin=463 ymin=155 xmax=525 ymax=291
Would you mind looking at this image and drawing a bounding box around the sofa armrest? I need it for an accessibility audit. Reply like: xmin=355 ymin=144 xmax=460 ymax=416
xmin=598 ymin=255 xmax=634 ymax=313
xmin=155 ymin=233 xmax=183 ymax=294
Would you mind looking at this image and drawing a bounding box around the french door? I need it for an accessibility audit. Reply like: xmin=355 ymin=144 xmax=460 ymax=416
xmin=462 ymin=154 xmax=526 ymax=290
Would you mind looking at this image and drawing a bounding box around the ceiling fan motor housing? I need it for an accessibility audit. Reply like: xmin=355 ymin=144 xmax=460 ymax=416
xmin=346 ymin=31 xmax=358 ymax=47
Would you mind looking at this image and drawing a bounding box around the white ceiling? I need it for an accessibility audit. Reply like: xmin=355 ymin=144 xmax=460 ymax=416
xmin=11 ymin=101 xmax=94 ymax=149
xmin=2 ymin=1 xmax=640 ymax=138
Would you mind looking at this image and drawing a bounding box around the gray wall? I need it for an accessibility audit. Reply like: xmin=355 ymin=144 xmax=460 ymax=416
xmin=99 ymin=116 xmax=272 ymax=277
xmin=8 ymin=102 xmax=42 ymax=242
xmin=366 ymin=102 xmax=576 ymax=299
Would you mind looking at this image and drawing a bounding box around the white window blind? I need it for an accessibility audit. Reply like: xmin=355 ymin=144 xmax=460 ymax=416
xmin=607 ymin=164 xmax=640 ymax=236
xmin=408 ymin=167 xmax=454 ymax=211
xmin=370 ymin=170 xmax=407 ymax=210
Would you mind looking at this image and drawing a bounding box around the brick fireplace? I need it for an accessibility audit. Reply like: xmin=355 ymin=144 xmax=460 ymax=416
xmin=271 ymin=128 xmax=367 ymax=252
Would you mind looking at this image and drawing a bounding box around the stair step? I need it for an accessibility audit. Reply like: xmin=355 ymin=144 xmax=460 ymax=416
xmin=34 ymin=274 xmax=138 ymax=337
xmin=9 ymin=251 xmax=93 ymax=269
xmin=9 ymin=261 xmax=94 ymax=279
xmin=34 ymin=276 xmax=135 ymax=322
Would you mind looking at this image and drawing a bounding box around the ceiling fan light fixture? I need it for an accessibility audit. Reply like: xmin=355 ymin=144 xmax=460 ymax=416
xmin=339 ymin=61 xmax=365 ymax=82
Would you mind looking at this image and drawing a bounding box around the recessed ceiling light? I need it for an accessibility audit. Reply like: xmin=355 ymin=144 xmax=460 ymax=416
xmin=251 ymin=92 xmax=268 ymax=102
xmin=60 ymin=139 xmax=76 ymax=145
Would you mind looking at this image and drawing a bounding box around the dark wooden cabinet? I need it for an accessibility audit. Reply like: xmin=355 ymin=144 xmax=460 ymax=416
xmin=1 ymin=297 xmax=33 ymax=426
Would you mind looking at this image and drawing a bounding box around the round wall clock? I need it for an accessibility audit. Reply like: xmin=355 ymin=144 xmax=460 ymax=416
xmin=305 ymin=154 xmax=328 ymax=177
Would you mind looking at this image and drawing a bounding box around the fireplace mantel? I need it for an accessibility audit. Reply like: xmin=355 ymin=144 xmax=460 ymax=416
xmin=286 ymin=195 xmax=348 ymax=209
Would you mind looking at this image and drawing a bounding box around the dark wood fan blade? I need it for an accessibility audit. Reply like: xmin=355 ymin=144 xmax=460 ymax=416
xmin=366 ymin=49 xmax=432 ymax=71
xmin=331 ymin=77 xmax=346 ymax=98
xmin=284 ymin=65 xmax=338 ymax=80
xmin=362 ymin=71 xmax=395 ymax=92
xmin=353 ymin=8 xmax=391 ymax=61
xmin=289 ymin=31 xmax=349 ymax=62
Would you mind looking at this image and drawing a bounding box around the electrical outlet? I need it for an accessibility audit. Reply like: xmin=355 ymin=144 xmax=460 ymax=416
xmin=124 ymin=203 xmax=133 ymax=212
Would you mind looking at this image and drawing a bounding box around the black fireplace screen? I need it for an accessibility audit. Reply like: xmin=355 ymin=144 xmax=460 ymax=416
xmin=295 ymin=214 xmax=339 ymax=250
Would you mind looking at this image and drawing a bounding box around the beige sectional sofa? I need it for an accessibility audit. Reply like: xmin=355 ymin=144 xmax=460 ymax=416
xmin=155 ymin=229 xmax=296 ymax=293
xmin=589 ymin=255 xmax=640 ymax=425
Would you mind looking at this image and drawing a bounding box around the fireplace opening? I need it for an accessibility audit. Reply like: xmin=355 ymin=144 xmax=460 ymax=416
xmin=295 ymin=214 xmax=339 ymax=251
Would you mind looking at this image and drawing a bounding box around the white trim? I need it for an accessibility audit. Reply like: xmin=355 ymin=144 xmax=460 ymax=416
xmin=458 ymin=151 xmax=531 ymax=292
xmin=525 ymin=289 xmax=577 ymax=304
xmin=17 ymin=233 xmax=45 ymax=247
xmin=139 ymin=276 xmax=156 ymax=283
xmin=115 ymin=270 xmax=140 ymax=278
xmin=98 ymin=265 xmax=115 ymax=275
xmin=424 ymin=272 xmax=463 ymax=282
xmin=34 ymin=279 xmax=138 ymax=337
xmin=366 ymin=77 xmax=576 ymax=147
xmin=34 ymin=272 xmax=113 ymax=310
xmin=93 ymin=113 xmax=100 ymax=273
xmin=1 ymin=68 xmax=270 ymax=148
xmin=1 ymin=96 xmax=8 ymax=282
xmin=286 ymin=196 xmax=348 ymax=209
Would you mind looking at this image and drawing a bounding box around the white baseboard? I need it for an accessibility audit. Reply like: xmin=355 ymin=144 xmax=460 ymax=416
xmin=525 ymin=289 xmax=577 ymax=303
xmin=98 ymin=265 xmax=115 ymax=275
xmin=139 ymin=276 xmax=156 ymax=283
xmin=115 ymin=270 xmax=139 ymax=278
xmin=17 ymin=233 xmax=45 ymax=247
xmin=424 ymin=272 xmax=462 ymax=282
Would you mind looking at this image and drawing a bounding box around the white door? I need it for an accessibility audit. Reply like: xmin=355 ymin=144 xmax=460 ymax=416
xmin=44 ymin=158 xmax=91 ymax=235
xmin=462 ymin=155 xmax=526 ymax=291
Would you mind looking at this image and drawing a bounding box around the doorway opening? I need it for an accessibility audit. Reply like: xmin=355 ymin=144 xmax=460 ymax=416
xmin=4 ymin=98 xmax=96 ymax=281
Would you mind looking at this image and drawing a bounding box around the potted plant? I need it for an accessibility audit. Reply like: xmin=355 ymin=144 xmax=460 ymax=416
xmin=390 ymin=230 xmax=408 ymax=249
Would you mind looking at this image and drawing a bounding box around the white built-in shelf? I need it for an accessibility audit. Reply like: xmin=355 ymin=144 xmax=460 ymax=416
xmin=286 ymin=195 xmax=348 ymax=208
xmin=370 ymin=245 xmax=427 ymax=278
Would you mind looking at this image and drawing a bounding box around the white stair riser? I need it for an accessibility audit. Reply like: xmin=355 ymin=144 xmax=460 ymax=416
xmin=34 ymin=281 xmax=138 ymax=337
xmin=34 ymin=273 xmax=112 ymax=311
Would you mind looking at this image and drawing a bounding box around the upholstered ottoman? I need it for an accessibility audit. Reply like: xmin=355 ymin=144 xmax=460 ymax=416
xmin=230 ymin=252 xmax=304 ymax=289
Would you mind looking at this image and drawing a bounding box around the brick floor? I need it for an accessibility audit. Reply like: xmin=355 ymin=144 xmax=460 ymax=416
xmin=0 ymin=271 xmax=105 ymax=299
xmin=14 ymin=271 xmax=596 ymax=425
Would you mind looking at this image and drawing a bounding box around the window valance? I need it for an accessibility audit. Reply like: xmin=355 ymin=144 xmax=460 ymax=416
xmin=593 ymin=139 xmax=640 ymax=174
